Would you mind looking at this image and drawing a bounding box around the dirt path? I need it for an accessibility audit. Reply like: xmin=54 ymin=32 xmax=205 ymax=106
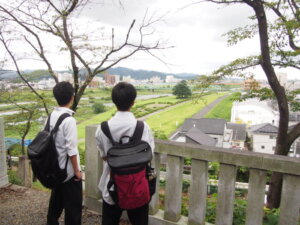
xmin=0 ymin=184 xmax=130 ymax=225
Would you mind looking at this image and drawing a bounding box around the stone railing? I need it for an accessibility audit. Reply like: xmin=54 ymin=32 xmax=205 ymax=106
xmin=84 ymin=125 xmax=300 ymax=225
xmin=0 ymin=117 xmax=8 ymax=187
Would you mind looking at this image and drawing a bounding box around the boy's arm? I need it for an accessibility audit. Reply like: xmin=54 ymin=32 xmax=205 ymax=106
xmin=143 ymin=122 xmax=155 ymax=152
xmin=70 ymin=155 xmax=82 ymax=181
xmin=64 ymin=117 xmax=82 ymax=180
xmin=95 ymin=126 xmax=108 ymax=160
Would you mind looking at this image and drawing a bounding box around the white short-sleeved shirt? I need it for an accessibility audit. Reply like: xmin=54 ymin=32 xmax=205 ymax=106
xmin=49 ymin=107 xmax=81 ymax=182
xmin=95 ymin=111 xmax=155 ymax=205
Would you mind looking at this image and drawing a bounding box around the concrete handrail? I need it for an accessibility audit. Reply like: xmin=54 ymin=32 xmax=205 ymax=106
xmin=84 ymin=125 xmax=300 ymax=225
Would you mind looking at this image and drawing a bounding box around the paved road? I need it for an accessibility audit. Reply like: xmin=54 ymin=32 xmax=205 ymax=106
xmin=191 ymin=94 xmax=229 ymax=119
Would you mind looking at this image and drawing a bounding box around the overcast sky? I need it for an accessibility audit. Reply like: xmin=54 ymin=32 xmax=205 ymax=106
xmin=1 ymin=0 xmax=298 ymax=80
xmin=80 ymin=0 xmax=260 ymax=75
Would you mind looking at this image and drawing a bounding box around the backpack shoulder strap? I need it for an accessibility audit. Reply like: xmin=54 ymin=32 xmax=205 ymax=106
xmin=53 ymin=113 xmax=71 ymax=133
xmin=101 ymin=121 xmax=117 ymax=145
xmin=44 ymin=114 xmax=51 ymax=131
xmin=132 ymin=120 xmax=144 ymax=142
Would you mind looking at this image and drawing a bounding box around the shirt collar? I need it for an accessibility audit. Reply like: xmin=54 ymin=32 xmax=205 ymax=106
xmin=55 ymin=107 xmax=75 ymax=115
xmin=114 ymin=111 xmax=135 ymax=119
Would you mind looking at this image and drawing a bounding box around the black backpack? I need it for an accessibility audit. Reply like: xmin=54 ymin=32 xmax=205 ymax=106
xmin=28 ymin=113 xmax=70 ymax=189
xmin=101 ymin=120 xmax=155 ymax=209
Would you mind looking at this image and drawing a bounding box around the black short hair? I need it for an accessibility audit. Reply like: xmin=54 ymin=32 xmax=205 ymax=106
xmin=53 ymin=81 xmax=74 ymax=106
xmin=111 ymin=82 xmax=137 ymax=111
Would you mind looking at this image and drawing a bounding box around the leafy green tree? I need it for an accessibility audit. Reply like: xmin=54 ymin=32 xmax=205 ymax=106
xmin=197 ymin=0 xmax=300 ymax=208
xmin=172 ymin=80 xmax=192 ymax=99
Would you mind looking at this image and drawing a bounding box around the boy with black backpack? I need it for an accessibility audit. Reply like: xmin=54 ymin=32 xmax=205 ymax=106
xmin=95 ymin=82 xmax=155 ymax=225
xmin=46 ymin=81 xmax=82 ymax=225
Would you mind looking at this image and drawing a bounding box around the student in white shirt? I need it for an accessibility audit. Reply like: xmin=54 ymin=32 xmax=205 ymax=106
xmin=47 ymin=81 xmax=82 ymax=225
xmin=95 ymin=82 xmax=155 ymax=225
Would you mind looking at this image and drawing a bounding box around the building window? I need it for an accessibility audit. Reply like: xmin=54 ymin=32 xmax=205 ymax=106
xmin=261 ymin=145 xmax=265 ymax=149
xmin=269 ymin=135 xmax=276 ymax=139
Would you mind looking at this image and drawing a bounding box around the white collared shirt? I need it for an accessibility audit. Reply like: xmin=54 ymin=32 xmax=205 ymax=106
xmin=49 ymin=107 xmax=81 ymax=182
xmin=95 ymin=111 xmax=155 ymax=205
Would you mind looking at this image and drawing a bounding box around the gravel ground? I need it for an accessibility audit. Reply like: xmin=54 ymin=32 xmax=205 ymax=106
xmin=0 ymin=184 xmax=130 ymax=225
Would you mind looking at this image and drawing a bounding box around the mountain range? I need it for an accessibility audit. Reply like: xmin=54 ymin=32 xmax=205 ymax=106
xmin=0 ymin=67 xmax=199 ymax=81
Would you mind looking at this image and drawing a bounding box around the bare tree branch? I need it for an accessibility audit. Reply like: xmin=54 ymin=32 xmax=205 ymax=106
xmin=0 ymin=32 xmax=49 ymax=115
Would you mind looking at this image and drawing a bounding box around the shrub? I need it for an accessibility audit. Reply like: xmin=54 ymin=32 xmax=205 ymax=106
xmin=8 ymin=169 xmax=22 ymax=185
xmin=92 ymin=103 xmax=106 ymax=114
xmin=153 ymin=129 xmax=168 ymax=140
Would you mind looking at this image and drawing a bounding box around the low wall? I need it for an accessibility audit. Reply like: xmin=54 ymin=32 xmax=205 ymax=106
xmin=84 ymin=125 xmax=300 ymax=225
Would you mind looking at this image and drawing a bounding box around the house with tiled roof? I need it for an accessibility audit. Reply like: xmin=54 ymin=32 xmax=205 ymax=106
xmin=223 ymin=122 xmax=247 ymax=150
xmin=171 ymin=118 xmax=247 ymax=149
xmin=248 ymin=123 xmax=278 ymax=154
xmin=248 ymin=123 xmax=300 ymax=157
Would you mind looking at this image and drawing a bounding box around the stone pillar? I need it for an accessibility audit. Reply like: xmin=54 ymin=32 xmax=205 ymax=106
xmin=84 ymin=125 xmax=103 ymax=213
xmin=0 ymin=118 xmax=9 ymax=187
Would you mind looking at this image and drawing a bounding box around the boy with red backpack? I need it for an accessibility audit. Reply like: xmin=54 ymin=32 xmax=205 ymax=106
xmin=95 ymin=82 xmax=155 ymax=225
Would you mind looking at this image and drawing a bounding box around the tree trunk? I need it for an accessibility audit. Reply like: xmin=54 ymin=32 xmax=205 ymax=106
xmin=249 ymin=0 xmax=290 ymax=208
xmin=18 ymin=155 xmax=32 ymax=188
xmin=267 ymin=172 xmax=283 ymax=209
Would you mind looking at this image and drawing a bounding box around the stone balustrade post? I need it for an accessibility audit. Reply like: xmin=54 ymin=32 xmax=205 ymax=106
xmin=84 ymin=125 xmax=103 ymax=213
xmin=0 ymin=118 xmax=8 ymax=187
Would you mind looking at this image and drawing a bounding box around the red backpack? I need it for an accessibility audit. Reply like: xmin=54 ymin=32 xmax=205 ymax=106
xmin=101 ymin=121 xmax=153 ymax=209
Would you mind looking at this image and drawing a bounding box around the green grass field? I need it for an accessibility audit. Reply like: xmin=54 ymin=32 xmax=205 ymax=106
xmin=204 ymin=93 xmax=239 ymax=121
xmin=76 ymin=95 xmax=183 ymax=139
xmin=145 ymin=93 xmax=225 ymax=137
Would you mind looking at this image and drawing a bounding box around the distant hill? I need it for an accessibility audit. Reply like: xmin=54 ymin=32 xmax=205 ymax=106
xmin=0 ymin=67 xmax=199 ymax=81
xmin=106 ymin=67 xmax=199 ymax=80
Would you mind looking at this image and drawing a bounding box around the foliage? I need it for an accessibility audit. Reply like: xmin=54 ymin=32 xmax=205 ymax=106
xmin=182 ymin=180 xmax=190 ymax=193
xmin=263 ymin=208 xmax=280 ymax=225
xmin=152 ymin=129 xmax=168 ymax=140
xmin=7 ymin=144 xmax=23 ymax=157
xmin=8 ymin=169 xmax=22 ymax=185
xmin=241 ymin=87 xmax=300 ymax=112
xmin=92 ymin=103 xmax=106 ymax=114
xmin=208 ymin=162 xmax=220 ymax=180
xmin=184 ymin=158 xmax=191 ymax=166
xmin=172 ymin=80 xmax=192 ymax=99
xmin=236 ymin=166 xmax=250 ymax=183
xmin=78 ymin=142 xmax=85 ymax=166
